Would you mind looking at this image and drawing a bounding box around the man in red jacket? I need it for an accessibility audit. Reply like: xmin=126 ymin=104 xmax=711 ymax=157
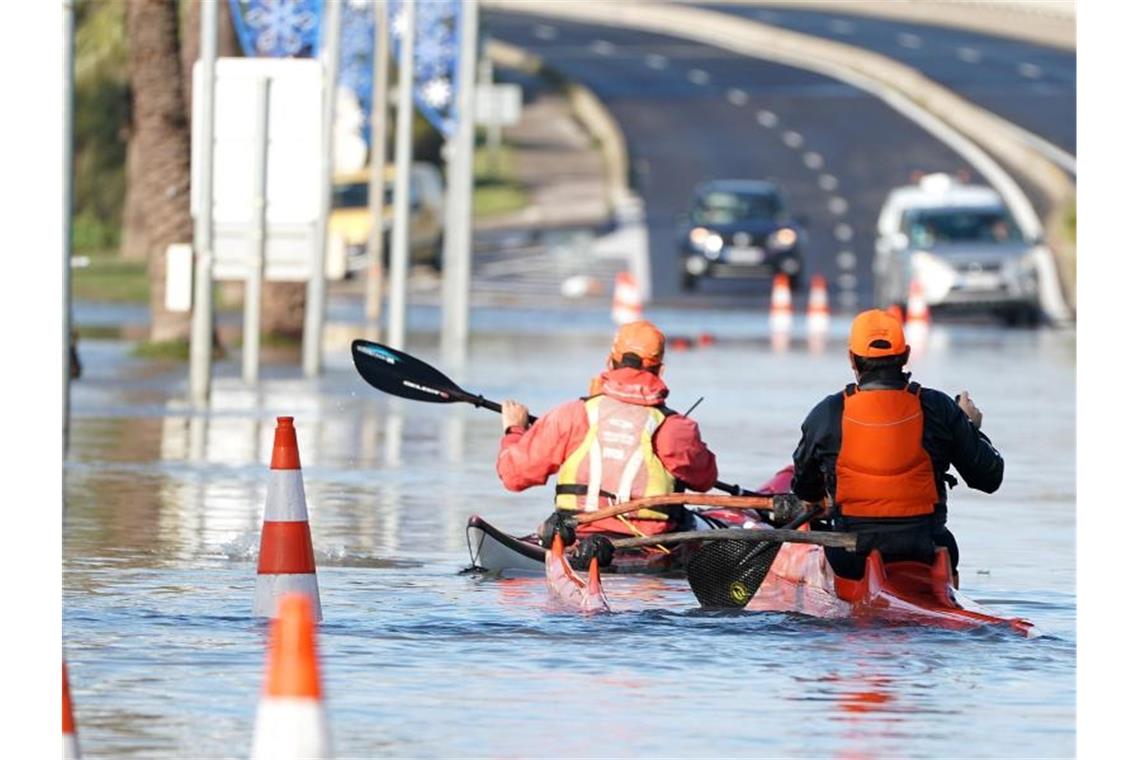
xmin=497 ymin=320 xmax=719 ymax=560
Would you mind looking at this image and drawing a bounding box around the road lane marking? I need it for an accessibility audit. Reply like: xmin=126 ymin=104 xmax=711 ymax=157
xmin=726 ymin=88 xmax=749 ymax=106
xmin=803 ymin=151 xmax=824 ymax=170
xmin=819 ymin=174 xmax=839 ymax=191
xmin=534 ymin=25 xmax=558 ymax=41
xmin=591 ymin=40 xmax=615 ymax=55
xmin=897 ymin=33 xmax=923 ymax=49
xmin=688 ymin=68 xmax=710 ymax=85
xmin=829 ymin=20 xmax=855 ymax=35
xmin=1018 ymin=62 xmax=1043 ymax=79
xmin=838 ymin=273 xmax=858 ymax=290
xmin=839 ymin=291 xmax=859 ymax=308
xmin=828 ymin=197 xmax=849 ymax=215
xmin=645 ymin=53 xmax=668 ymax=69
xmin=837 ymin=250 xmax=857 ymax=270
xmin=756 ymin=110 xmax=779 ymax=128
xmin=782 ymin=130 xmax=803 ymax=148
xmin=834 ymin=223 xmax=854 ymax=242
xmin=957 ymin=47 xmax=982 ymax=63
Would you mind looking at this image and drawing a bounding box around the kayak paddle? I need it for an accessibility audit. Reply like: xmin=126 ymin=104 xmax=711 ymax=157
xmin=686 ymin=506 xmax=824 ymax=609
xmin=351 ymin=339 xmax=760 ymax=497
xmin=609 ymin=525 xmax=853 ymax=552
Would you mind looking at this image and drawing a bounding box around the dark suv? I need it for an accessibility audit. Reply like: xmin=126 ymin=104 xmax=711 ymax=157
xmin=678 ymin=180 xmax=805 ymax=291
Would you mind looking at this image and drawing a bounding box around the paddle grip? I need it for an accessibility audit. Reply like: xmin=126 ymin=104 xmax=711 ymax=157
xmin=471 ymin=395 xmax=539 ymax=425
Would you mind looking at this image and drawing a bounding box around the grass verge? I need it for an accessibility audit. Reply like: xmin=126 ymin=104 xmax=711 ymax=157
xmin=473 ymin=143 xmax=530 ymax=219
xmin=71 ymin=252 xmax=148 ymax=303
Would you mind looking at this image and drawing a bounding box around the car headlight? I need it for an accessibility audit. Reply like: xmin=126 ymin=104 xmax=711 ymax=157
xmin=910 ymin=251 xmax=956 ymax=302
xmin=689 ymin=227 xmax=710 ymax=248
xmin=767 ymin=228 xmax=798 ymax=251
xmin=703 ymin=233 xmax=724 ymax=258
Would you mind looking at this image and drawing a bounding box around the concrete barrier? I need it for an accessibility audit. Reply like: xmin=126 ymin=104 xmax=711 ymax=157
xmin=483 ymin=0 xmax=1075 ymax=320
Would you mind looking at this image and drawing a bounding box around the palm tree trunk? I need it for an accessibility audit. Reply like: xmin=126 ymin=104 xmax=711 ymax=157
xmin=126 ymin=0 xmax=193 ymax=342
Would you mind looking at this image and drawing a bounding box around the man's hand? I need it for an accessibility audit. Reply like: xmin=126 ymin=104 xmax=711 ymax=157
xmin=569 ymin=535 xmax=615 ymax=570
xmin=957 ymin=391 xmax=983 ymax=429
xmin=538 ymin=511 xmax=576 ymax=548
xmin=501 ymin=400 xmax=530 ymax=433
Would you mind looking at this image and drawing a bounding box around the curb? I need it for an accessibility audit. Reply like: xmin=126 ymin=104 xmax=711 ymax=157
xmin=482 ymin=0 xmax=1074 ymax=322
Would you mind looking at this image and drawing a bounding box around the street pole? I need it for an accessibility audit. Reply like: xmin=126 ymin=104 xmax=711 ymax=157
xmin=365 ymin=0 xmax=390 ymax=334
xmin=479 ymin=54 xmax=498 ymax=176
xmin=64 ymin=0 xmax=74 ymax=454
xmin=190 ymin=0 xmax=218 ymax=407
xmin=243 ymin=77 xmax=270 ymax=385
xmin=441 ymin=0 xmax=478 ymax=369
xmin=388 ymin=0 xmax=415 ymax=351
xmin=304 ymin=0 xmax=341 ymax=376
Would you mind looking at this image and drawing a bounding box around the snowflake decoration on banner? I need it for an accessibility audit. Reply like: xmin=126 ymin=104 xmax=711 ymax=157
xmin=388 ymin=0 xmax=462 ymax=137
xmin=231 ymin=0 xmax=321 ymax=58
xmin=420 ymin=77 xmax=453 ymax=109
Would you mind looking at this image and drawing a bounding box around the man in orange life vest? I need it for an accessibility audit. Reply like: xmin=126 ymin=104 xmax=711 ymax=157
xmin=791 ymin=309 xmax=1003 ymax=584
xmin=496 ymin=320 xmax=719 ymax=564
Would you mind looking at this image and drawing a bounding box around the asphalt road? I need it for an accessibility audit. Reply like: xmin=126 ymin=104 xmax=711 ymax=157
xmin=485 ymin=12 xmax=982 ymax=307
xmin=701 ymin=4 xmax=1076 ymax=159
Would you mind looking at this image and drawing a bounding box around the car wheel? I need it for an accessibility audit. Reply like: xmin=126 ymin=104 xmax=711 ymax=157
xmin=681 ymin=272 xmax=698 ymax=292
xmin=787 ymin=273 xmax=802 ymax=292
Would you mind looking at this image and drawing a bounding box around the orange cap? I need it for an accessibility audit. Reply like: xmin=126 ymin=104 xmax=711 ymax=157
xmin=610 ymin=320 xmax=665 ymax=368
xmin=848 ymin=309 xmax=907 ymax=357
xmin=264 ymin=594 xmax=322 ymax=699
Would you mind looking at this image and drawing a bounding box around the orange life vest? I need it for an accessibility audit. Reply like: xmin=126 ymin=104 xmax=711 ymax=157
xmin=834 ymin=382 xmax=938 ymax=519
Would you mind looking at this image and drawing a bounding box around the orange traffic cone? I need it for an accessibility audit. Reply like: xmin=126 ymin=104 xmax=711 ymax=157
xmin=611 ymin=271 xmax=643 ymax=325
xmin=64 ymin=662 xmax=80 ymax=759
xmin=769 ymin=273 xmax=793 ymax=337
xmin=886 ymin=303 xmax=905 ymax=324
xmin=906 ymin=278 xmax=931 ymax=326
xmin=251 ymin=594 xmax=331 ymax=759
xmin=254 ymin=417 xmax=322 ymax=620
xmin=806 ymin=275 xmax=830 ymax=335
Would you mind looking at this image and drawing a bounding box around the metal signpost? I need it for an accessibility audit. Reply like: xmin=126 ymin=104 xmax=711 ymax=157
xmin=242 ymin=78 xmax=271 ymax=385
xmin=366 ymin=0 xmax=391 ymax=333
xmin=190 ymin=0 xmax=218 ymax=407
xmin=388 ymin=0 xmax=416 ymax=351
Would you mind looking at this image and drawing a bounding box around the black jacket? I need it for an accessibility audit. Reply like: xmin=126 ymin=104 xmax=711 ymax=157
xmin=791 ymin=370 xmax=1003 ymax=523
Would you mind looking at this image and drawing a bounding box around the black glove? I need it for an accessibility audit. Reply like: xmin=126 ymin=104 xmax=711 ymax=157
xmin=771 ymin=493 xmax=804 ymax=526
xmin=538 ymin=511 xmax=577 ymax=548
xmin=568 ymin=535 xmax=615 ymax=571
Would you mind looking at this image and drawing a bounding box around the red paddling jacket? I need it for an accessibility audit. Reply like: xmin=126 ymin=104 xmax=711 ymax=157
xmin=791 ymin=370 xmax=1003 ymax=526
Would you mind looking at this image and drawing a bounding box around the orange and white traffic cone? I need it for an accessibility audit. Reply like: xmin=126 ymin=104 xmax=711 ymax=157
xmin=254 ymin=417 xmax=322 ymax=621
xmin=906 ymin=278 xmax=931 ymax=327
xmin=63 ymin=662 xmax=80 ymax=759
xmin=611 ymin=271 xmax=643 ymax=325
xmin=251 ymin=594 xmax=331 ymax=759
xmin=769 ymin=274 xmax=793 ymax=352
xmin=806 ymin=275 xmax=830 ymax=335
xmin=886 ymin=303 xmax=905 ymax=324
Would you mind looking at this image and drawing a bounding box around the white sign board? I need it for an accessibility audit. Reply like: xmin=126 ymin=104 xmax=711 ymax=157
xmin=474 ymin=84 xmax=523 ymax=127
xmin=191 ymin=58 xmax=322 ymax=281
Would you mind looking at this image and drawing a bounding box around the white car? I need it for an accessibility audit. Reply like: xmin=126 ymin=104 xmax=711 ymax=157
xmin=873 ymin=174 xmax=1041 ymax=325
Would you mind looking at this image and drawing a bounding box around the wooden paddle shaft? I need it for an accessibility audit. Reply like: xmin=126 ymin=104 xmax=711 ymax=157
xmin=611 ymin=527 xmax=858 ymax=551
xmin=573 ymin=495 xmax=777 ymax=526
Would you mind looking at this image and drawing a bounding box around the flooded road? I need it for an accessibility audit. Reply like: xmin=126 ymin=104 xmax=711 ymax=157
xmin=64 ymin=308 xmax=1074 ymax=757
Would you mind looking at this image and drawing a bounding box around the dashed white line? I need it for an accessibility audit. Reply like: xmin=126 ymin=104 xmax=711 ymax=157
xmin=836 ymin=250 xmax=857 ymax=270
xmin=957 ymin=47 xmax=982 ymax=64
xmin=645 ymin=53 xmax=668 ymax=70
xmin=839 ymin=291 xmax=859 ymax=308
xmin=898 ymin=33 xmax=923 ymax=49
xmin=590 ymin=40 xmax=615 ymax=56
xmin=829 ymin=19 xmax=855 ymax=35
xmin=803 ymin=151 xmax=824 ymax=170
xmin=828 ymin=197 xmax=849 ymax=216
xmin=756 ymin=110 xmax=779 ymax=128
xmin=726 ymin=88 xmax=749 ymax=106
xmin=838 ymin=273 xmax=858 ymax=290
xmin=819 ymin=174 xmax=839 ymax=192
xmin=534 ymin=25 xmax=558 ymax=41
xmin=834 ymin=223 xmax=854 ymax=242
xmin=1018 ymin=62 xmax=1043 ymax=79
xmin=782 ymin=130 xmax=804 ymax=149
xmin=688 ymin=68 xmax=710 ymax=85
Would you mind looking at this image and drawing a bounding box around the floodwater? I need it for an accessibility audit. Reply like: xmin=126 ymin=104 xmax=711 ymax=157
xmin=64 ymin=305 xmax=1075 ymax=758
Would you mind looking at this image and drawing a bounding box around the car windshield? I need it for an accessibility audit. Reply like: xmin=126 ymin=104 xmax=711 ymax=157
xmin=692 ymin=190 xmax=783 ymax=225
xmin=333 ymin=182 xmax=394 ymax=210
xmin=906 ymin=208 xmax=1023 ymax=246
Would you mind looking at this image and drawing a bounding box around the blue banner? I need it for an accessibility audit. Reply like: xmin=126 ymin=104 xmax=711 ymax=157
xmin=390 ymin=0 xmax=462 ymax=138
xmin=229 ymin=0 xmax=322 ymax=58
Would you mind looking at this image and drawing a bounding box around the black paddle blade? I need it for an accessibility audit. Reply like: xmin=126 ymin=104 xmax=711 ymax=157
xmin=687 ymin=539 xmax=781 ymax=609
xmin=351 ymin=340 xmax=469 ymax=405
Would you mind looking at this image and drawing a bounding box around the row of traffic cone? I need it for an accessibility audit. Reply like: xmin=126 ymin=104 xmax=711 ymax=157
xmin=770 ymin=274 xmax=931 ymax=333
xmin=66 ymin=417 xmax=330 ymax=758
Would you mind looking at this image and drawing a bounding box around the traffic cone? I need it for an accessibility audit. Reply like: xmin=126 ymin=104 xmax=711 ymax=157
xmin=886 ymin=303 xmax=905 ymax=324
xmin=251 ymin=594 xmax=331 ymax=759
xmin=697 ymin=332 xmax=715 ymax=347
xmin=769 ymin=273 xmax=793 ymax=337
xmin=254 ymin=417 xmax=322 ymax=620
xmin=63 ymin=662 xmax=80 ymax=759
xmin=611 ymin=271 xmax=643 ymax=325
xmin=906 ymin=278 xmax=931 ymax=326
xmin=806 ymin=275 xmax=830 ymax=335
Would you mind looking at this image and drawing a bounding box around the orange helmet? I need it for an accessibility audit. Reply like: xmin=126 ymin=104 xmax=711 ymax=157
xmin=848 ymin=309 xmax=907 ymax=358
xmin=610 ymin=320 xmax=666 ymax=369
